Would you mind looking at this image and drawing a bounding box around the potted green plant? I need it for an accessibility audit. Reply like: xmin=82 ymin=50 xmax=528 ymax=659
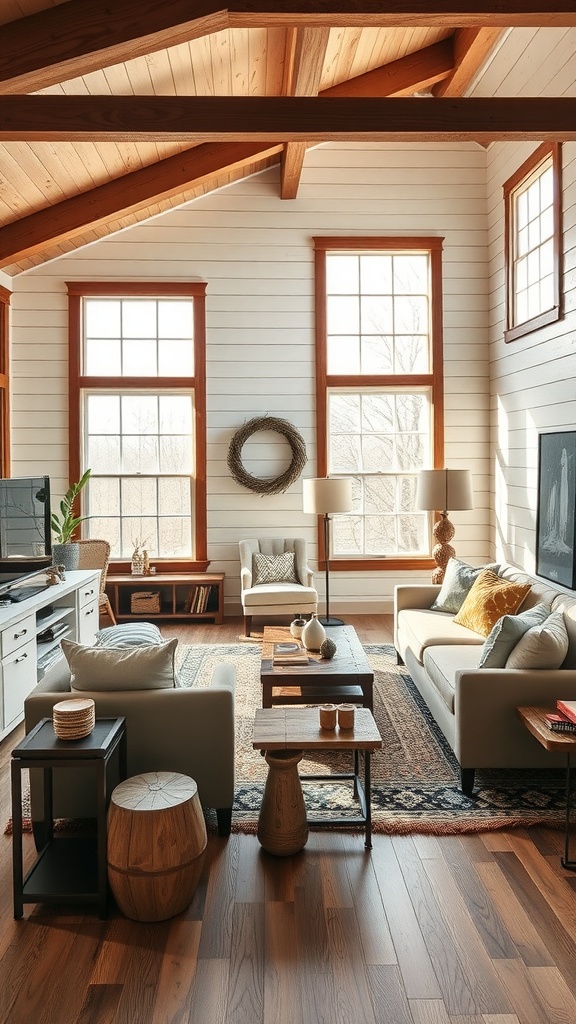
xmin=51 ymin=468 xmax=92 ymax=570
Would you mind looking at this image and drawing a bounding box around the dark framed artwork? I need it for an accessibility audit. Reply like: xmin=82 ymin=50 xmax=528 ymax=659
xmin=536 ymin=430 xmax=576 ymax=590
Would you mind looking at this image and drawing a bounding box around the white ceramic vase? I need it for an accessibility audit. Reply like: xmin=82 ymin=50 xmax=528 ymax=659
xmin=290 ymin=617 xmax=306 ymax=639
xmin=301 ymin=613 xmax=326 ymax=652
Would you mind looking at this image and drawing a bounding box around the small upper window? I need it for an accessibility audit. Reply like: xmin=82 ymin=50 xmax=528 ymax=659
xmin=504 ymin=143 xmax=562 ymax=343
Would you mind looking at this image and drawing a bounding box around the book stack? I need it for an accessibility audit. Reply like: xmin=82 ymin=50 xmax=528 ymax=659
xmin=272 ymin=641 xmax=309 ymax=666
xmin=188 ymin=585 xmax=213 ymax=613
xmin=548 ymin=700 xmax=576 ymax=733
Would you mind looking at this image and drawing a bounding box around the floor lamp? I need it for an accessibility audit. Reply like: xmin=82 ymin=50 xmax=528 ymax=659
xmin=303 ymin=477 xmax=353 ymax=626
xmin=416 ymin=468 xmax=474 ymax=584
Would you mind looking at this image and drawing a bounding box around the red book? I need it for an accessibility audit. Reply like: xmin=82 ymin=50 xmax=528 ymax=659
xmin=556 ymin=700 xmax=576 ymax=725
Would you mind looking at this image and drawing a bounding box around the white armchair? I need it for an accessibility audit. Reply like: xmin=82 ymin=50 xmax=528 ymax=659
xmin=239 ymin=537 xmax=318 ymax=637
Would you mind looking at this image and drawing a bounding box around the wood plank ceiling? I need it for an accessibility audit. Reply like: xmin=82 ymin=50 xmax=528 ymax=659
xmin=0 ymin=2 xmax=570 ymax=276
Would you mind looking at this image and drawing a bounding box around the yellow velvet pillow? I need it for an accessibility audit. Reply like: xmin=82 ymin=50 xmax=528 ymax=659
xmin=453 ymin=569 xmax=531 ymax=637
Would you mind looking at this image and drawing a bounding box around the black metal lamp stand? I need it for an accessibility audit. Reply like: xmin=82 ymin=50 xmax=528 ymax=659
xmin=320 ymin=512 xmax=345 ymax=627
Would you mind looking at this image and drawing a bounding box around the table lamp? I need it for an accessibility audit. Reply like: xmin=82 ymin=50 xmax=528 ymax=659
xmin=303 ymin=477 xmax=353 ymax=626
xmin=416 ymin=469 xmax=474 ymax=583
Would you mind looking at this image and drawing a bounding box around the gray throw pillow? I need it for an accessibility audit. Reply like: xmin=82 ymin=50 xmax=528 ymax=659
xmin=479 ymin=602 xmax=550 ymax=668
xmin=252 ymin=551 xmax=299 ymax=586
xmin=431 ymin=558 xmax=500 ymax=614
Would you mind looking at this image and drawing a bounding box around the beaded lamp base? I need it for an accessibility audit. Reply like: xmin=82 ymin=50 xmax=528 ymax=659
xmin=431 ymin=513 xmax=455 ymax=584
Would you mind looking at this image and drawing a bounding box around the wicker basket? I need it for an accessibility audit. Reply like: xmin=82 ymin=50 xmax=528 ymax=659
xmin=130 ymin=590 xmax=161 ymax=614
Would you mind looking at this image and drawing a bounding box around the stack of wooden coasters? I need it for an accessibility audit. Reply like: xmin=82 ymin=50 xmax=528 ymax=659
xmin=52 ymin=698 xmax=96 ymax=740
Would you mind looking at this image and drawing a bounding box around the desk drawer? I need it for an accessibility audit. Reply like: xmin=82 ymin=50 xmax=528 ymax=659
xmin=79 ymin=578 xmax=99 ymax=609
xmin=3 ymin=637 xmax=37 ymax=730
xmin=1 ymin=614 xmax=35 ymax=659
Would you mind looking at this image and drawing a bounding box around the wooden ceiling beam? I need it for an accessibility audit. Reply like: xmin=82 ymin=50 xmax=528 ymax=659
xmin=321 ymin=38 xmax=454 ymax=98
xmin=0 ymin=141 xmax=282 ymax=265
xmin=434 ymin=27 xmax=505 ymax=96
xmin=281 ymin=27 xmax=331 ymax=199
xmin=0 ymin=1 xmax=230 ymax=94
xmin=1 ymin=96 xmax=575 ymax=142
xmin=1 ymin=3 xmax=574 ymax=94
xmin=226 ymin=2 xmax=576 ymax=27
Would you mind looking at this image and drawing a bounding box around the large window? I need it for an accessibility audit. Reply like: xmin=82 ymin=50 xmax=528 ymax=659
xmin=68 ymin=282 xmax=207 ymax=570
xmin=314 ymin=237 xmax=444 ymax=571
xmin=504 ymin=142 xmax=562 ymax=343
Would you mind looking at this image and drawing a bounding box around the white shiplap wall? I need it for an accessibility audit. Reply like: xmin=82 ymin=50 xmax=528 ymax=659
xmin=7 ymin=142 xmax=491 ymax=616
xmin=472 ymin=27 xmax=576 ymax=580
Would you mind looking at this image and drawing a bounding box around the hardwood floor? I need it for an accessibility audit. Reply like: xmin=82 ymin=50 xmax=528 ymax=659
xmin=1 ymin=615 xmax=575 ymax=1023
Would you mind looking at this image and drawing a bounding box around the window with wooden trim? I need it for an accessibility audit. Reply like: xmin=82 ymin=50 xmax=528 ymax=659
xmin=504 ymin=143 xmax=562 ymax=343
xmin=67 ymin=282 xmax=207 ymax=570
xmin=0 ymin=285 xmax=10 ymax=477
xmin=313 ymin=237 xmax=444 ymax=571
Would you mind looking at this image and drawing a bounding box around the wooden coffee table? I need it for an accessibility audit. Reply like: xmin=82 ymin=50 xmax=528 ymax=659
xmin=252 ymin=706 xmax=382 ymax=853
xmin=260 ymin=624 xmax=374 ymax=711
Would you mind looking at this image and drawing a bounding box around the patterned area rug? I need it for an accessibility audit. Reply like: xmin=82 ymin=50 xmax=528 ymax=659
xmin=179 ymin=642 xmax=566 ymax=835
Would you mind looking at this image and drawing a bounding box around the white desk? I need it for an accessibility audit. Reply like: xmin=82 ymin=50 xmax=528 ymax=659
xmin=0 ymin=570 xmax=100 ymax=742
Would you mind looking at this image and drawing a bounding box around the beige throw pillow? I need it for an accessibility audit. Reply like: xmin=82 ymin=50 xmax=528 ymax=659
xmin=62 ymin=638 xmax=178 ymax=691
xmin=453 ymin=569 xmax=531 ymax=638
xmin=506 ymin=610 xmax=569 ymax=670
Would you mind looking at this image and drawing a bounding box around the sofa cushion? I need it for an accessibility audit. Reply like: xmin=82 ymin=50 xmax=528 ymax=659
xmin=506 ymin=610 xmax=569 ymax=670
xmin=478 ymin=602 xmax=551 ymax=668
xmin=95 ymin=622 xmax=164 ymax=648
xmin=252 ymin=551 xmax=299 ymax=586
xmin=453 ymin=570 xmax=531 ymax=637
xmin=62 ymin=637 xmax=179 ymax=691
xmin=423 ymin=645 xmax=482 ymax=713
xmin=431 ymin=558 xmax=501 ymax=614
xmin=397 ymin=608 xmax=484 ymax=664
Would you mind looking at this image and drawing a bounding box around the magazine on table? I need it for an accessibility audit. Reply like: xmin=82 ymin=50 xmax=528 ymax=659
xmin=272 ymin=641 xmax=309 ymax=665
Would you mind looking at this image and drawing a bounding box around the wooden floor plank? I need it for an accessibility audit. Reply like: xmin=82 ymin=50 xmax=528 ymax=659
xmin=390 ymin=836 xmax=500 ymax=1015
xmin=197 ymin=834 xmax=239 ymax=959
xmin=370 ymin=836 xmax=442 ymax=1000
xmin=492 ymin=958 xmax=570 ymax=1024
xmin=264 ymin=901 xmax=303 ymax=1024
xmin=341 ymin=833 xmax=397 ymax=966
xmin=326 ymin=907 xmax=377 ymax=1024
xmin=187 ymin=959 xmax=230 ymax=1024
xmin=226 ymin=902 xmax=264 ymax=1024
xmin=73 ymin=984 xmax=123 ymax=1024
xmin=475 ymin=859 xmax=554 ymax=967
xmin=367 ymin=964 xmax=413 ymax=1024
xmin=319 ymin=832 xmax=354 ymax=909
xmin=408 ymin=997 xmax=452 ymax=1024
xmin=434 ymin=836 xmax=519 ymax=960
xmin=149 ymin=919 xmax=201 ymax=1024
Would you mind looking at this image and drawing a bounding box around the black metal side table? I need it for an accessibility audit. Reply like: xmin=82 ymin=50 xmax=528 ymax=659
xmin=11 ymin=716 xmax=127 ymax=919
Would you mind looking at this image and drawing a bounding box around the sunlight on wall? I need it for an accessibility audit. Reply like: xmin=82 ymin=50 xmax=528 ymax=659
xmin=495 ymin=395 xmax=509 ymax=561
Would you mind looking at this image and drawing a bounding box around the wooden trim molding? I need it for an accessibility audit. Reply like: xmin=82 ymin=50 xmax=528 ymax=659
xmin=67 ymin=281 xmax=207 ymax=566
xmin=313 ymin=236 xmax=444 ymax=572
xmin=0 ymin=285 xmax=11 ymax=476
xmin=503 ymin=142 xmax=562 ymax=343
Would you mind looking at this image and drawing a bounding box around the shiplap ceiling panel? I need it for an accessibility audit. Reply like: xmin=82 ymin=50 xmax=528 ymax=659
xmin=0 ymin=2 xmax=565 ymax=273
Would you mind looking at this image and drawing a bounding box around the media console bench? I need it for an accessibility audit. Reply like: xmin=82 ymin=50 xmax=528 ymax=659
xmin=0 ymin=569 xmax=100 ymax=743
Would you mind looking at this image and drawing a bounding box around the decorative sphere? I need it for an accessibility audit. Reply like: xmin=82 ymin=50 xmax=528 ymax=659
xmin=320 ymin=637 xmax=337 ymax=660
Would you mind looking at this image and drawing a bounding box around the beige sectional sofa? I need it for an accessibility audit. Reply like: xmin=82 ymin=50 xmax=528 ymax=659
xmin=24 ymin=653 xmax=236 ymax=841
xmin=394 ymin=563 xmax=576 ymax=793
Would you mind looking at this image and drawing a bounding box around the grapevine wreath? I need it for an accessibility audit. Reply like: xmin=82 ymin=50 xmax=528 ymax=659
xmin=227 ymin=415 xmax=307 ymax=495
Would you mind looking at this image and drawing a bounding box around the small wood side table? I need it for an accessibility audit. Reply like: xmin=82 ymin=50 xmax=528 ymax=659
xmin=253 ymin=706 xmax=382 ymax=854
xmin=517 ymin=705 xmax=576 ymax=871
xmin=11 ymin=717 xmax=127 ymax=919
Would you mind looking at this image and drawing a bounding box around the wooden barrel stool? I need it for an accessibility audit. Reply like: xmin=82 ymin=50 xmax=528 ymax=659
xmin=107 ymin=771 xmax=207 ymax=922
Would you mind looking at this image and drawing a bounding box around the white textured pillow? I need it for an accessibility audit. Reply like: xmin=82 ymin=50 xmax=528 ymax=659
xmin=252 ymin=551 xmax=299 ymax=586
xmin=505 ymin=610 xmax=569 ymax=670
xmin=62 ymin=638 xmax=178 ymax=691
xmin=479 ymin=602 xmax=550 ymax=668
